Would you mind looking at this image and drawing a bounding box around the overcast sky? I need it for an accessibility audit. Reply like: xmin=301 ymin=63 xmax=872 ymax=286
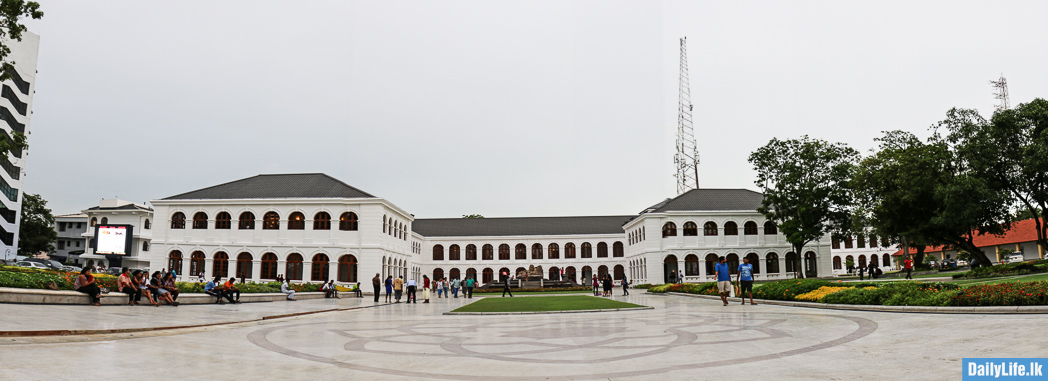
xmin=21 ymin=1 xmax=1048 ymax=218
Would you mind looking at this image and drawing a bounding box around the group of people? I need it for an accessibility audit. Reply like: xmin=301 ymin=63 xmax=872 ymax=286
xmin=77 ymin=267 xmax=182 ymax=307
xmin=372 ymin=273 xmax=479 ymax=303
xmin=203 ymin=276 xmax=241 ymax=304
xmin=591 ymin=275 xmax=630 ymax=297
xmin=713 ymin=255 xmax=757 ymax=306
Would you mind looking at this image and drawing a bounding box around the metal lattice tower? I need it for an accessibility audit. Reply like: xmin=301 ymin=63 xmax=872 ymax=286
xmin=674 ymin=36 xmax=699 ymax=195
xmin=991 ymin=74 xmax=1010 ymax=111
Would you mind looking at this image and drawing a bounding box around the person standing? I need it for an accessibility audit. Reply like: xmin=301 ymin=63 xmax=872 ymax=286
xmin=393 ymin=276 xmax=404 ymax=303
xmin=904 ymin=256 xmax=913 ymax=280
xmin=502 ymin=275 xmax=513 ymax=297
xmin=451 ymin=277 xmax=461 ymax=298
xmin=858 ymin=264 xmax=865 ymax=281
xmin=465 ymin=276 xmax=475 ymax=298
xmin=678 ymin=271 xmax=684 ymax=284
xmin=868 ymin=262 xmax=877 ymax=279
xmin=621 ymin=277 xmax=630 ymax=296
xmin=406 ymin=278 xmax=417 ymax=304
xmin=592 ymin=276 xmax=599 ymax=296
xmin=736 ymin=257 xmax=756 ymax=305
xmin=422 ymin=275 xmax=431 ymax=303
xmin=385 ymin=276 xmax=394 ymax=303
xmin=714 ymin=256 xmax=731 ymax=306
xmin=372 ymin=273 xmax=381 ymax=302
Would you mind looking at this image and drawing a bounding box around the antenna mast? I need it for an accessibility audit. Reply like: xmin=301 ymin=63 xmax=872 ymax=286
xmin=674 ymin=36 xmax=699 ymax=194
xmin=991 ymin=74 xmax=1010 ymax=111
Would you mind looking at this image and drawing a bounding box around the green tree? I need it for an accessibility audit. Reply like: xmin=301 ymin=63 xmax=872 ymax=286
xmin=0 ymin=0 xmax=42 ymax=157
xmin=945 ymin=99 xmax=1048 ymax=257
xmin=748 ymin=136 xmax=858 ymax=278
xmin=18 ymin=193 xmax=56 ymax=256
xmin=462 ymin=214 xmax=484 ymax=219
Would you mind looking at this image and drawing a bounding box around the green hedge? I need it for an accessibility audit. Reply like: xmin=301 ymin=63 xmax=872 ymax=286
xmin=953 ymin=261 xmax=1047 ymax=280
xmin=647 ymin=282 xmax=719 ymax=295
xmin=821 ymin=282 xmax=960 ymax=306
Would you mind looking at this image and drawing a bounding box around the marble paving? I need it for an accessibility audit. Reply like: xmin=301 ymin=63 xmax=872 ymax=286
xmin=0 ymin=294 xmax=1043 ymax=380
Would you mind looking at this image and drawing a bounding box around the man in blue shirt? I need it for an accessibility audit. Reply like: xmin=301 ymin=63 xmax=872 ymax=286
xmin=204 ymin=277 xmax=234 ymax=304
xmin=714 ymin=256 xmax=731 ymax=306
xmin=736 ymin=257 xmax=756 ymax=305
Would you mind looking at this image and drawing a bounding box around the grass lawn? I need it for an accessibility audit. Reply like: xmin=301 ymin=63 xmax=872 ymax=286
xmin=451 ymin=295 xmax=644 ymax=313
xmin=472 ymin=290 xmax=590 ymax=295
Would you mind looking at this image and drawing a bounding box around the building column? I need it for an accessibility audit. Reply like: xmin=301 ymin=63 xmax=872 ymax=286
xmin=303 ymin=262 xmax=313 ymax=283
xmin=329 ymin=260 xmax=338 ymax=283
xmin=251 ymin=260 xmax=262 ymax=281
xmin=278 ymin=260 xmax=286 ymax=280
xmin=778 ymin=257 xmax=786 ymax=278
xmin=203 ymin=257 xmax=213 ymax=280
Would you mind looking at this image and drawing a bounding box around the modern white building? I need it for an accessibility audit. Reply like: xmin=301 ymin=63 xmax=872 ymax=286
xmin=53 ymin=213 xmax=88 ymax=263
xmin=0 ymin=31 xmax=39 ymax=260
xmin=78 ymin=199 xmax=154 ymax=270
xmin=144 ymin=173 xmax=835 ymax=286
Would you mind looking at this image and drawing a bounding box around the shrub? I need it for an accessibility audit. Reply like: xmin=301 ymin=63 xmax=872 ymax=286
xmin=819 ymin=282 xmax=959 ymax=306
xmin=632 ymin=284 xmax=654 ymax=289
xmin=951 ymin=281 xmax=1048 ymax=306
xmin=646 ymin=282 xmax=719 ymax=295
xmin=795 ymin=286 xmax=852 ymax=302
xmin=473 ymin=286 xmax=591 ymax=293
xmin=753 ymin=279 xmax=834 ymax=301
xmin=952 ymin=262 xmax=1045 ymax=279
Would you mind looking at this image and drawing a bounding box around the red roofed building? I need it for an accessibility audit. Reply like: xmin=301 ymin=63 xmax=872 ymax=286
xmin=891 ymin=218 xmax=1046 ymax=263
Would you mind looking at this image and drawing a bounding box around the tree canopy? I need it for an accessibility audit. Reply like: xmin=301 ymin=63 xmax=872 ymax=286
xmin=748 ymin=136 xmax=858 ymax=278
xmin=18 ymin=193 xmax=55 ymax=256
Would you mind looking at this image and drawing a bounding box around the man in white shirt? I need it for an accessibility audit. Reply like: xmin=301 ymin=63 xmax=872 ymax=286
xmin=281 ymin=279 xmax=296 ymax=301
xmin=405 ymin=278 xmax=418 ymax=304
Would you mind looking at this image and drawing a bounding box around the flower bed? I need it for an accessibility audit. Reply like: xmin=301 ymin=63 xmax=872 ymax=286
xmin=952 ymin=261 xmax=1047 ymax=280
xmin=647 ymin=282 xmax=719 ymax=296
xmin=0 ymin=266 xmax=323 ymax=293
xmin=951 ymin=282 xmax=1048 ymax=306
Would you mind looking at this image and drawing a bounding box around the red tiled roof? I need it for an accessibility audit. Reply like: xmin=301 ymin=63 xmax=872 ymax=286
xmin=891 ymin=218 xmax=1044 ymax=256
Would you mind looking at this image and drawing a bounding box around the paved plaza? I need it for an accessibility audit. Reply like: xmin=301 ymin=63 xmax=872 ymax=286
xmin=1 ymin=294 xmax=1042 ymax=380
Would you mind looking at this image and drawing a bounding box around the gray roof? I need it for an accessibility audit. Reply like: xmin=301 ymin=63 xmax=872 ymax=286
xmin=650 ymin=188 xmax=764 ymax=213
xmin=163 ymin=173 xmax=376 ymax=200
xmin=412 ymin=216 xmax=635 ymax=237
xmin=85 ymin=204 xmax=153 ymax=212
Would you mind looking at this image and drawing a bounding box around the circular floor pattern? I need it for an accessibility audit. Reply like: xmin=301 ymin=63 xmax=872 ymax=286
xmin=248 ymin=310 xmax=878 ymax=380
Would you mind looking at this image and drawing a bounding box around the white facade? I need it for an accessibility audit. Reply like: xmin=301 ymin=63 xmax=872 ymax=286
xmin=830 ymin=234 xmax=899 ymax=274
xmin=53 ymin=213 xmax=88 ymax=263
xmin=79 ymin=199 xmax=153 ymax=270
xmin=624 ymin=210 xmax=833 ymax=284
xmin=0 ymin=32 xmax=39 ymax=260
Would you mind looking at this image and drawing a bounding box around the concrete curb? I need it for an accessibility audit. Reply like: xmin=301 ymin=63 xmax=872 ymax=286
xmin=0 ymin=286 xmax=330 ymax=305
xmin=654 ymin=291 xmax=1048 ymax=314
xmin=0 ymin=304 xmax=391 ymax=337
xmin=443 ymin=306 xmax=654 ymax=315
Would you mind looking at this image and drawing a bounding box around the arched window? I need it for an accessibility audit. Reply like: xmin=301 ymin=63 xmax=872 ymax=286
xmin=726 ymin=253 xmax=739 ymax=274
xmin=870 ymin=254 xmax=879 ymax=267
xmin=705 ymin=254 xmax=719 ymax=275
xmin=450 ymin=268 xmax=461 ymax=280
xmin=499 ymin=244 xmax=510 ymax=260
xmin=764 ymin=221 xmax=778 ymax=235
xmin=449 ymin=245 xmax=461 ymax=260
xmin=433 ymin=245 xmax=444 ymax=261
xmin=101 ymin=217 xmax=108 ymax=225
xmin=868 ymin=234 xmax=878 ymax=248
xmin=744 ymin=221 xmax=758 ymax=235
xmin=704 ymin=222 xmax=718 ymax=236
xmin=168 ymin=250 xmax=183 ymax=274
xmin=190 ymin=251 xmax=206 ymax=276
xmin=466 ymin=268 xmax=477 ymax=281
xmin=171 ymin=212 xmax=186 ymax=229
xmin=723 ymin=221 xmax=738 ymax=235
xmin=833 ymin=256 xmax=842 ymax=270
xmin=597 ymin=242 xmax=608 ymax=258
xmin=564 ymin=243 xmax=576 ymax=259
xmin=142 ymin=241 xmax=150 ymax=251
xmin=482 ymin=268 xmax=493 ymax=284
xmin=682 ymin=222 xmax=698 ymax=236
xmin=832 ymin=238 xmax=841 ymax=249
xmin=745 ymin=253 xmax=760 ymax=274
xmin=144 ymin=219 xmax=151 ymax=229
xmin=236 ymin=252 xmax=253 ymax=280
xmin=844 ymin=236 xmax=854 ymax=249
xmin=685 ymin=254 xmax=699 ymax=276
xmin=766 ymin=253 xmax=780 ymax=273
xmin=548 ymin=243 xmax=559 ymax=259
xmin=213 ymin=251 xmax=229 ymax=278
xmin=565 ymin=266 xmax=577 ymax=284
xmin=215 ymin=212 xmax=231 ymax=229
xmin=288 ymin=212 xmax=305 ymax=230
xmin=613 ymin=241 xmax=624 ymax=257
xmin=804 ymin=251 xmax=818 ymax=276
xmin=338 ymin=255 xmax=357 ymax=282
xmin=785 ymin=252 xmax=798 ymax=273
xmin=433 ymin=268 xmax=445 ymax=281
xmin=883 ymin=254 xmax=891 ymax=267
xmin=286 ymin=253 xmax=304 ymax=281
xmin=662 ymin=222 xmax=677 ymax=237
xmin=549 ymin=266 xmax=560 ymax=281
xmin=482 ymin=244 xmax=493 ymax=260
xmin=314 ymin=212 xmax=331 ymax=230
xmin=532 ymin=243 xmax=543 ymax=260
xmin=192 ymin=212 xmax=208 ymax=229
xmin=261 ymin=253 xmax=277 ymax=280
xmin=515 ymin=244 xmax=526 ymax=260
xmin=382 ymin=215 xmax=387 ymax=234
xmin=263 ymin=212 xmax=280 ymax=230
xmin=597 ymin=265 xmax=609 ymax=279
xmin=239 ymin=212 xmax=255 ymax=229
xmin=90 ymin=217 xmax=98 ymax=227
xmin=311 ymin=254 xmax=330 ymax=281
xmin=465 ymin=244 xmax=477 ymax=260
xmin=581 ymin=242 xmax=593 ymax=258
xmin=339 ymin=212 xmax=359 ymax=231
xmin=613 ymin=265 xmax=625 ymax=280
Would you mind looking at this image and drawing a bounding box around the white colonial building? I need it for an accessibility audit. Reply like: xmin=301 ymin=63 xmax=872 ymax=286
xmin=829 ymin=233 xmax=899 ymax=274
xmin=142 ymin=173 xmax=835 ymax=287
xmin=0 ymin=32 xmax=39 ymax=260
xmin=79 ymin=199 xmax=154 ymax=270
